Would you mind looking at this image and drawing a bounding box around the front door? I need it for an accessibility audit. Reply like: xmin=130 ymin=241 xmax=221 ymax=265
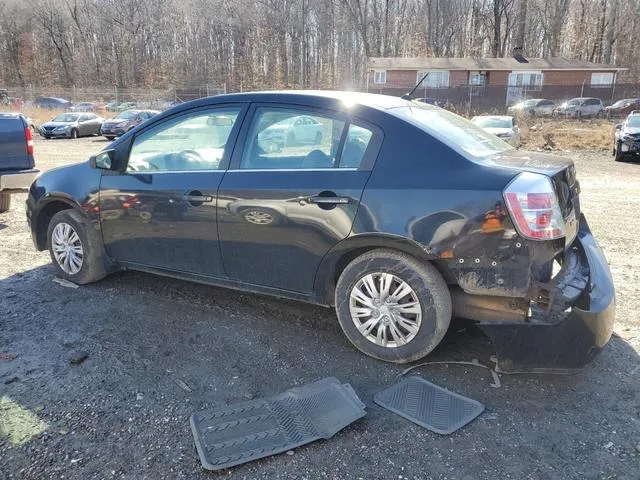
xmin=217 ymin=105 xmax=381 ymax=293
xmin=99 ymin=105 xmax=245 ymax=276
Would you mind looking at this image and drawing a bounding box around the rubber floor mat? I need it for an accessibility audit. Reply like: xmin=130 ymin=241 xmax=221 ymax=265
xmin=374 ymin=376 xmax=484 ymax=434
xmin=190 ymin=377 xmax=366 ymax=470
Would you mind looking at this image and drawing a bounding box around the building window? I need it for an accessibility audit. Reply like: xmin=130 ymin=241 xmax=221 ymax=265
xmin=591 ymin=72 xmax=614 ymax=88
xmin=508 ymin=71 xmax=543 ymax=91
xmin=416 ymin=70 xmax=449 ymax=88
xmin=373 ymin=70 xmax=386 ymax=84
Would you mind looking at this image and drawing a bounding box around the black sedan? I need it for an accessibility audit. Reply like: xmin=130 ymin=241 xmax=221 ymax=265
xmin=100 ymin=109 xmax=159 ymax=140
xmin=39 ymin=113 xmax=103 ymax=139
xmin=26 ymin=91 xmax=615 ymax=373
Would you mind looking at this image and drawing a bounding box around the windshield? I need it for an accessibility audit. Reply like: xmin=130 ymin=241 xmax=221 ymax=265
xmin=627 ymin=116 xmax=640 ymax=128
xmin=394 ymin=105 xmax=512 ymax=157
xmin=115 ymin=111 xmax=137 ymax=120
xmin=522 ymin=100 xmax=537 ymax=107
xmin=472 ymin=117 xmax=512 ymax=128
xmin=52 ymin=114 xmax=79 ymax=122
xmin=567 ymin=99 xmax=582 ymax=106
xmin=612 ymin=100 xmax=630 ymax=107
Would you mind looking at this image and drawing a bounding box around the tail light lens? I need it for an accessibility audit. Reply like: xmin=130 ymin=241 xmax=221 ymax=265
xmin=504 ymin=172 xmax=566 ymax=240
xmin=25 ymin=127 xmax=34 ymax=156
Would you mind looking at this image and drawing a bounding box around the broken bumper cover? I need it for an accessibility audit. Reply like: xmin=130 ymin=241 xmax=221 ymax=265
xmin=481 ymin=216 xmax=615 ymax=373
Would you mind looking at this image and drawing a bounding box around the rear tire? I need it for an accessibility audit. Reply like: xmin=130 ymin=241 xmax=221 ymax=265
xmin=0 ymin=193 xmax=11 ymax=213
xmin=335 ymin=249 xmax=452 ymax=364
xmin=47 ymin=209 xmax=107 ymax=284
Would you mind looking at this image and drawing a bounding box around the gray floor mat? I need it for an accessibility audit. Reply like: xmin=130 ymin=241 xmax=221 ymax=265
xmin=373 ymin=376 xmax=484 ymax=434
xmin=190 ymin=377 xmax=366 ymax=470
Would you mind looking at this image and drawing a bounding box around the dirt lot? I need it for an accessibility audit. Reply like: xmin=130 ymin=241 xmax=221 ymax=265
xmin=1 ymin=136 xmax=639 ymax=479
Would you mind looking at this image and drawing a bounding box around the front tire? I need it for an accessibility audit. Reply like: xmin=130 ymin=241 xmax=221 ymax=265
xmin=614 ymin=141 xmax=626 ymax=162
xmin=0 ymin=192 xmax=11 ymax=213
xmin=70 ymin=128 xmax=78 ymax=139
xmin=47 ymin=209 xmax=107 ymax=284
xmin=335 ymin=249 xmax=452 ymax=364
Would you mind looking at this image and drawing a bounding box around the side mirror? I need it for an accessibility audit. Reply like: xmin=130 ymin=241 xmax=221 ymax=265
xmin=89 ymin=150 xmax=116 ymax=170
xmin=614 ymin=123 xmax=623 ymax=131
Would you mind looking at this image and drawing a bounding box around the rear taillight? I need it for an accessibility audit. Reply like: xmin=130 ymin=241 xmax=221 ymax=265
xmin=25 ymin=127 xmax=34 ymax=156
xmin=504 ymin=172 xmax=566 ymax=240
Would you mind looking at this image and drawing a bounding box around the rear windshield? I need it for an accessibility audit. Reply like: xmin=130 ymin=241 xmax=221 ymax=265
xmin=472 ymin=117 xmax=512 ymax=128
xmin=394 ymin=104 xmax=512 ymax=157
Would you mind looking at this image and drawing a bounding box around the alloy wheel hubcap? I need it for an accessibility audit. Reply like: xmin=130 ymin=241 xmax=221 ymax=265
xmin=349 ymin=272 xmax=422 ymax=348
xmin=52 ymin=222 xmax=84 ymax=275
xmin=244 ymin=210 xmax=273 ymax=225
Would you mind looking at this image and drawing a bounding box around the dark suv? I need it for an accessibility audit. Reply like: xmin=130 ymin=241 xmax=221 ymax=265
xmin=26 ymin=92 xmax=615 ymax=372
xmin=613 ymin=111 xmax=640 ymax=161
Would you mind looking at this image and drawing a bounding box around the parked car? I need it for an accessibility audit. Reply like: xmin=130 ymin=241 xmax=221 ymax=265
xmin=612 ymin=111 xmax=640 ymax=162
xmin=8 ymin=97 xmax=25 ymax=109
xmin=116 ymin=102 xmax=137 ymax=111
xmin=507 ymin=98 xmax=555 ymax=117
xmin=553 ymin=97 xmax=605 ymax=118
xmin=39 ymin=112 xmax=103 ymax=139
xmin=100 ymin=109 xmax=159 ymax=140
xmin=606 ymin=98 xmax=640 ymax=118
xmin=34 ymin=96 xmax=73 ymax=110
xmin=26 ymin=91 xmax=615 ymax=373
xmin=471 ymin=115 xmax=521 ymax=147
xmin=71 ymin=102 xmax=97 ymax=112
xmin=105 ymin=102 xmax=120 ymax=112
xmin=0 ymin=113 xmax=38 ymax=213
xmin=257 ymin=114 xmax=324 ymax=150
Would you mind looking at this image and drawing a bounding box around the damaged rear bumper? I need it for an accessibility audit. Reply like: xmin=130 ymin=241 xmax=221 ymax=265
xmin=480 ymin=215 xmax=615 ymax=373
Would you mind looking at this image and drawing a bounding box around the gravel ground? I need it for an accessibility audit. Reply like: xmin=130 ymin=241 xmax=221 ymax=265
xmin=1 ymin=137 xmax=639 ymax=479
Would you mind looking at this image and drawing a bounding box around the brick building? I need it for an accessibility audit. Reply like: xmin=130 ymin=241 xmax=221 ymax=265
xmin=366 ymin=56 xmax=628 ymax=108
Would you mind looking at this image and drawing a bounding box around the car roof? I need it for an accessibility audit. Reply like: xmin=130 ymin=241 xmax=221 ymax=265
xmin=168 ymin=90 xmax=413 ymax=114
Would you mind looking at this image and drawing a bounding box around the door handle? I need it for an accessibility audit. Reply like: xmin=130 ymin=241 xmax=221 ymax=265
xmin=183 ymin=190 xmax=213 ymax=205
xmin=183 ymin=195 xmax=213 ymax=202
xmin=307 ymin=195 xmax=349 ymax=205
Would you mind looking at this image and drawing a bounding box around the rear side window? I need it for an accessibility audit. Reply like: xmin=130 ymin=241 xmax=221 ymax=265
xmin=240 ymin=108 xmax=346 ymax=170
xmin=396 ymin=104 xmax=512 ymax=157
xmin=341 ymin=124 xmax=373 ymax=168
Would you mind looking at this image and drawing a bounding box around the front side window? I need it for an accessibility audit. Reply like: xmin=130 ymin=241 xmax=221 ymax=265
xmin=417 ymin=71 xmax=449 ymax=88
xmin=127 ymin=107 xmax=241 ymax=172
xmin=241 ymin=108 xmax=346 ymax=169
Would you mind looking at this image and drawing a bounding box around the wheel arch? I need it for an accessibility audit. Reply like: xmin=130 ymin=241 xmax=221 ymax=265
xmin=312 ymin=233 xmax=441 ymax=306
xmin=34 ymin=197 xmax=83 ymax=250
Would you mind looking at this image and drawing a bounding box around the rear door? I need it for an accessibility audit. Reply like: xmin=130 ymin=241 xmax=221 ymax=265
xmin=99 ymin=104 xmax=246 ymax=276
xmin=217 ymin=104 xmax=382 ymax=293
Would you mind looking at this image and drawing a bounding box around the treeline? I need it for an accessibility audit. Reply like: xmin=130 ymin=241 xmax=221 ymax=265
xmin=0 ymin=0 xmax=637 ymax=91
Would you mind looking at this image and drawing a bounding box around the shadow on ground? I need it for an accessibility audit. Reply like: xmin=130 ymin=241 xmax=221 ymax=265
xmin=1 ymin=265 xmax=639 ymax=479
